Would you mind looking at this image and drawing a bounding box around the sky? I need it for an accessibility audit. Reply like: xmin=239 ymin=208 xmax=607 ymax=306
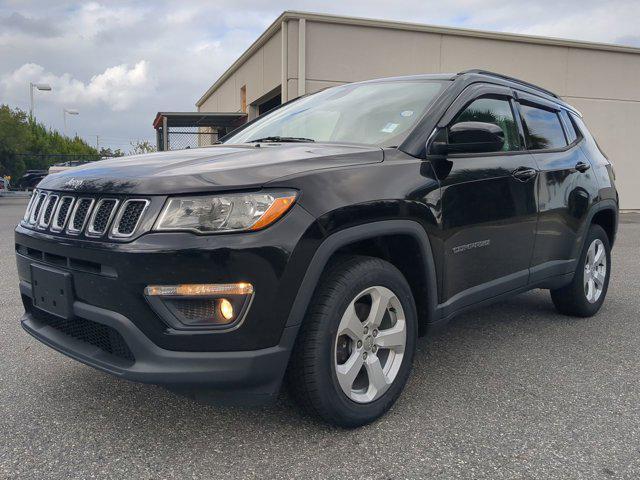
xmin=1 ymin=0 xmax=639 ymax=153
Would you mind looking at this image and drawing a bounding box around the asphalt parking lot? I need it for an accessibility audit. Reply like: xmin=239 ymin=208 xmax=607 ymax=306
xmin=1 ymin=196 xmax=639 ymax=479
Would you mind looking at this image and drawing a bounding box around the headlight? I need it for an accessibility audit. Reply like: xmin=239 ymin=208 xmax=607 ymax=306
xmin=154 ymin=191 xmax=297 ymax=234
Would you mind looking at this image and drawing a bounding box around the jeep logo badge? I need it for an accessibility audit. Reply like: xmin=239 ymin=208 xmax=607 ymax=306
xmin=63 ymin=178 xmax=84 ymax=190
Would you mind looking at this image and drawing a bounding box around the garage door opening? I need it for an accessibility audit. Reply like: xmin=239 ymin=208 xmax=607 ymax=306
xmin=258 ymin=94 xmax=281 ymax=115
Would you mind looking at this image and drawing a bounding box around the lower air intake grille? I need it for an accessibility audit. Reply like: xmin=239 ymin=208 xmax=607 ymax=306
xmin=171 ymin=298 xmax=218 ymax=321
xmin=31 ymin=306 xmax=135 ymax=364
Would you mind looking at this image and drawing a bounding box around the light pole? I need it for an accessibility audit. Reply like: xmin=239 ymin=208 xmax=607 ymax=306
xmin=63 ymin=109 xmax=79 ymax=137
xmin=29 ymin=82 xmax=52 ymax=118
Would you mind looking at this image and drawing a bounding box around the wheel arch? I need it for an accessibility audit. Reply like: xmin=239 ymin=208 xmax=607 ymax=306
xmin=589 ymin=202 xmax=618 ymax=247
xmin=285 ymin=220 xmax=438 ymax=335
xmin=569 ymin=199 xmax=618 ymax=263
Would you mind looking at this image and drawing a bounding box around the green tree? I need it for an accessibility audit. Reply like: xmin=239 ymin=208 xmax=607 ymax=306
xmin=99 ymin=147 xmax=125 ymax=158
xmin=130 ymin=140 xmax=156 ymax=155
xmin=0 ymin=106 xmax=30 ymax=179
xmin=0 ymin=105 xmax=99 ymax=181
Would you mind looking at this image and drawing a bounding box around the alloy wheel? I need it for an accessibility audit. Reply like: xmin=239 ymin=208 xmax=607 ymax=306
xmin=584 ymin=238 xmax=607 ymax=303
xmin=333 ymin=286 xmax=407 ymax=403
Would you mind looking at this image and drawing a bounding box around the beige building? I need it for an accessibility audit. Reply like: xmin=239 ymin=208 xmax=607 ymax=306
xmin=196 ymin=11 xmax=640 ymax=209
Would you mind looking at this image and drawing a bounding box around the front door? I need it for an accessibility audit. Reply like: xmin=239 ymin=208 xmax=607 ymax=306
xmin=435 ymin=89 xmax=539 ymax=314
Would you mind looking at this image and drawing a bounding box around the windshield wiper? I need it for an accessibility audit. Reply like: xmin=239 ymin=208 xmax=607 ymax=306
xmin=248 ymin=136 xmax=315 ymax=143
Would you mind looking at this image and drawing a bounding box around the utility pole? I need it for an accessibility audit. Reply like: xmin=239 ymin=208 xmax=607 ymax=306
xmin=96 ymin=135 xmax=100 ymax=151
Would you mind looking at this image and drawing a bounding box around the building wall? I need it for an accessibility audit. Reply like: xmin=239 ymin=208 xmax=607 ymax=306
xmin=198 ymin=15 xmax=640 ymax=209
xmin=198 ymin=28 xmax=282 ymax=115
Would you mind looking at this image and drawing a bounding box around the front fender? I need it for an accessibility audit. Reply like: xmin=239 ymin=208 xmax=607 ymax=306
xmin=284 ymin=219 xmax=438 ymax=329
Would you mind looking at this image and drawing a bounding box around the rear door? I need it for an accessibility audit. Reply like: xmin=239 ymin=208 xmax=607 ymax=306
xmin=435 ymin=85 xmax=539 ymax=313
xmin=515 ymin=93 xmax=595 ymax=282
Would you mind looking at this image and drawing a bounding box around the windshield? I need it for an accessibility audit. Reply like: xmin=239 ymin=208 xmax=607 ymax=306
xmin=223 ymin=80 xmax=449 ymax=147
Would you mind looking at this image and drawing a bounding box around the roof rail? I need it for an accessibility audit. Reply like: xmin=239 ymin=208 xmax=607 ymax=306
xmin=458 ymin=69 xmax=560 ymax=98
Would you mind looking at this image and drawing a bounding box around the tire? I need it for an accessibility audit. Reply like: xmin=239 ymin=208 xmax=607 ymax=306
xmin=551 ymin=224 xmax=611 ymax=317
xmin=287 ymin=255 xmax=418 ymax=428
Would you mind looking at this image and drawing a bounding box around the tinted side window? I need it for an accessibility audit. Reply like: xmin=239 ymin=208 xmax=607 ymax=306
xmin=559 ymin=110 xmax=578 ymax=144
xmin=451 ymin=97 xmax=520 ymax=152
xmin=520 ymin=104 xmax=567 ymax=150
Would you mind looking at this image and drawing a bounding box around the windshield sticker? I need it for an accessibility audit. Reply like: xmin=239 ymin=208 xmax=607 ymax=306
xmin=401 ymin=110 xmax=414 ymax=117
xmin=381 ymin=123 xmax=399 ymax=133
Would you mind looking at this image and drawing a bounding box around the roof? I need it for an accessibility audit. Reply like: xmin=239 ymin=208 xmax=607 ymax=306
xmin=459 ymin=69 xmax=559 ymax=97
xmin=153 ymin=112 xmax=247 ymax=129
xmin=196 ymin=10 xmax=640 ymax=107
xmin=457 ymin=70 xmax=581 ymax=115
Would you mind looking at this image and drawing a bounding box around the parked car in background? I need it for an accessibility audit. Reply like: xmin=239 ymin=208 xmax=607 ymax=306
xmin=17 ymin=170 xmax=48 ymax=191
xmin=48 ymin=161 xmax=91 ymax=175
xmin=15 ymin=70 xmax=618 ymax=427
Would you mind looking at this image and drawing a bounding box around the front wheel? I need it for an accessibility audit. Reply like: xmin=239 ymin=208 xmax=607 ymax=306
xmin=287 ymin=255 xmax=417 ymax=427
xmin=551 ymin=224 xmax=611 ymax=317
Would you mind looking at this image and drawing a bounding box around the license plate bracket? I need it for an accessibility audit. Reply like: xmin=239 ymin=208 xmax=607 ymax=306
xmin=31 ymin=264 xmax=74 ymax=319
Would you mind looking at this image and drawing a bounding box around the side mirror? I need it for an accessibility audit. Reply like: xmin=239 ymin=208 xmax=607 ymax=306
xmin=429 ymin=122 xmax=505 ymax=155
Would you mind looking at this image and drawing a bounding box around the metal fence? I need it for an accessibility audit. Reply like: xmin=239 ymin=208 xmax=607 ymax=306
xmin=164 ymin=128 xmax=220 ymax=150
xmin=13 ymin=153 xmax=104 ymax=166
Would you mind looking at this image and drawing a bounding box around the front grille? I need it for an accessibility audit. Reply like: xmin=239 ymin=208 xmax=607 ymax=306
xmin=29 ymin=192 xmax=47 ymax=224
xmin=30 ymin=306 xmax=135 ymax=364
xmin=39 ymin=195 xmax=58 ymax=228
xmin=51 ymin=196 xmax=74 ymax=231
xmin=23 ymin=193 xmax=37 ymax=222
xmin=69 ymin=198 xmax=94 ymax=233
xmin=21 ymin=190 xmax=151 ymax=240
xmin=87 ymin=199 xmax=118 ymax=236
xmin=113 ymin=200 xmax=148 ymax=237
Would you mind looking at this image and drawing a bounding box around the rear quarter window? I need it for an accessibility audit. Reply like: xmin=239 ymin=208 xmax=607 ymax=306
xmin=520 ymin=104 xmax=567 ymax=150
xmin=559 ymin=110 xmax=579 ymax=144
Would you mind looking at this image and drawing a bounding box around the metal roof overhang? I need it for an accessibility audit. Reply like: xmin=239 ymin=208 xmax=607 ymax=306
xmin=153 ymin=112 xmax=247 ymax=129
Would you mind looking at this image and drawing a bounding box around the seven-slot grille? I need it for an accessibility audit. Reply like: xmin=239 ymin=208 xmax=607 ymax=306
xmin=68 ymin=198 xmax=94 ymax=234
xmin=111 ymin=199 xmax=149 ymax=237
xmin=28 ymin=192 xmax=47 ymax=225
xmin=37 ymin=194 xmax=59 ymax=229
xmin=22 ymin=190 xmax=149 ymax=240
xmin=86 ymin=199 xmax=118 ymax=236
xmin=51 ymin=196 xmax=74 ymax=232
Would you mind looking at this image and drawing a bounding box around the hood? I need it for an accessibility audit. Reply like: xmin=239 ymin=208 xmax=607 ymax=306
xmin=38 ymin=143 xmax=383 ymax=195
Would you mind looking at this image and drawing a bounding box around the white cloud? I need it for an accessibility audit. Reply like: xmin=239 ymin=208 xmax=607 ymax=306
xmin=0 ymin=61 xmax=155 ymax=112
xmin=0 ymin=0 xmax=638 ymax=150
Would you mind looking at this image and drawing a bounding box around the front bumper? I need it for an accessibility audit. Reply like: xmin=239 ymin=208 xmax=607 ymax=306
xmin=20 ymin=280 xmax=299 ymax=403
xmin=15 ymin=204 xmax=317 ymax=352
xmin=15 ymin=203 xmax=321 ymax=402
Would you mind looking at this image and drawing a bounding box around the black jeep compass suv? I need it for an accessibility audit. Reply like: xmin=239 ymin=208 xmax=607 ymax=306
xmin=16 ymin=70 xmax=618 ymax=427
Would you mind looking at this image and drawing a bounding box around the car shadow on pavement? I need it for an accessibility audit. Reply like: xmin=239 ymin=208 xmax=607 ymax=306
xmin=39 ymin=287 xmax=607 ymax=435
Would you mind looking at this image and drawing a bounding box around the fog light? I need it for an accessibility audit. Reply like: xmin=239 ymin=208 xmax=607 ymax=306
xmin=219 ymin=298 xmax=234 ymax=321
xmin=144 ymin=282 xmax=254 ymax=329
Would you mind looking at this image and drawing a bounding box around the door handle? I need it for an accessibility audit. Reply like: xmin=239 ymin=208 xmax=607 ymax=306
xmin=575 ymin=161 xmax=591 ymax=173
xmin=511 ymin=166 xmax=538 ymax=182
